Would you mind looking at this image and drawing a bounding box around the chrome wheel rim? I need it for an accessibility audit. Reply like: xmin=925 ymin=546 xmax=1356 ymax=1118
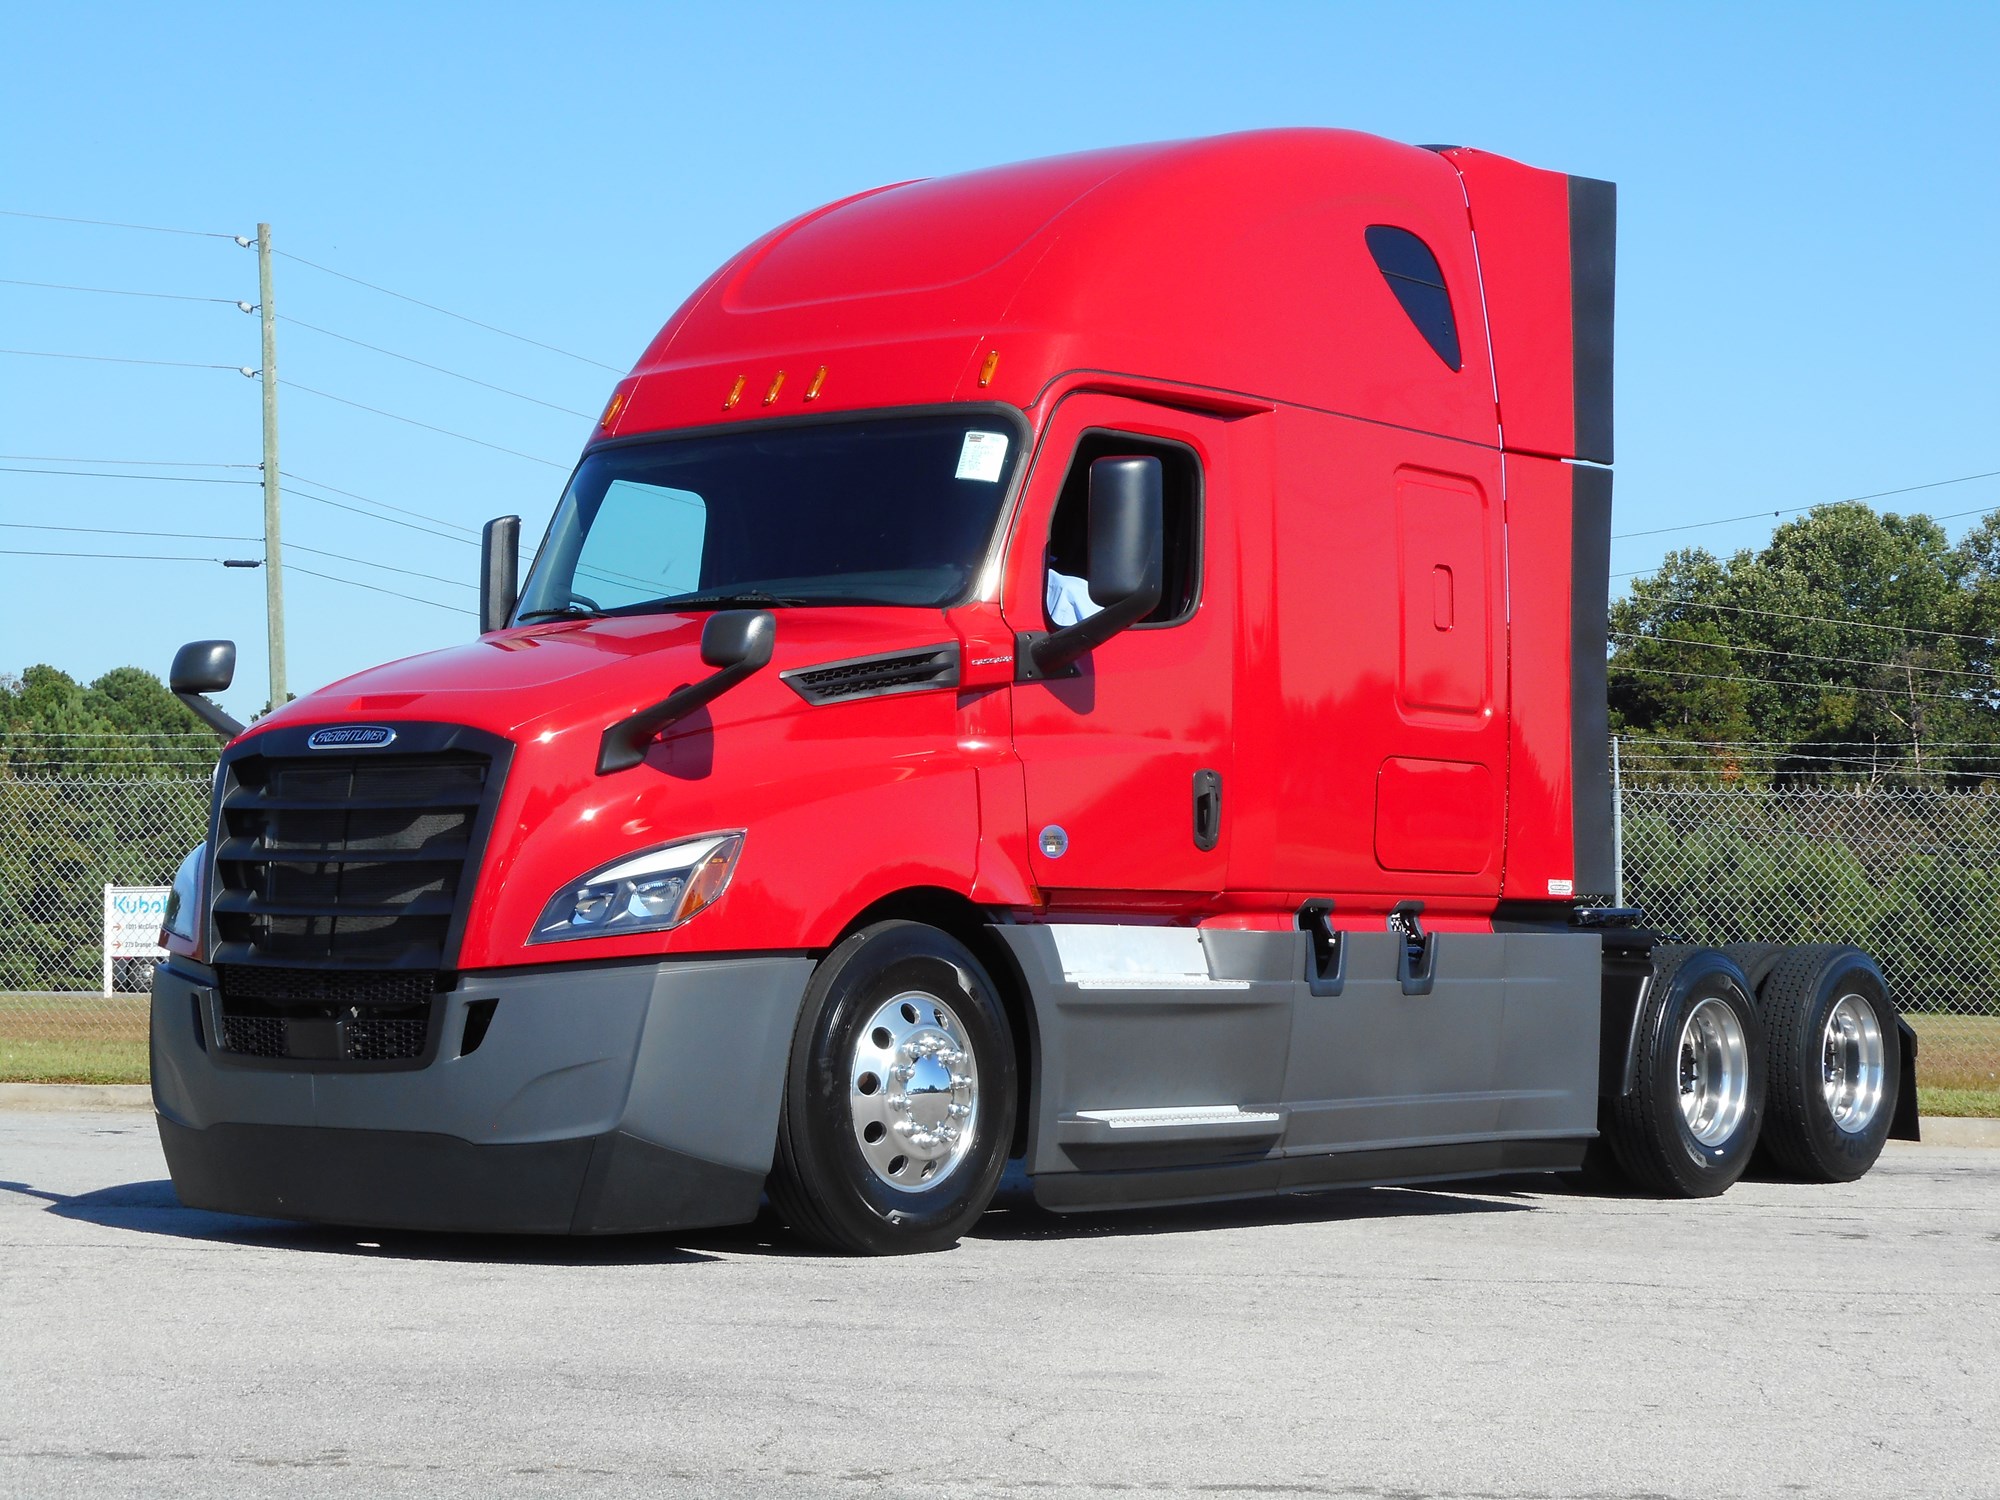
xmin=1677 ymin=997 xmax=1750 ymax=1148
xmin=848 ymin=990 xmax=979 ymax=1193
xmin=1823 ymin=994 xmax=1886 ymax=1134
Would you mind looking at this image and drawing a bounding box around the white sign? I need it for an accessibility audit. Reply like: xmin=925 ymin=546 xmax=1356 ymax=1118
xmin=102 ymin=884 xmax=169 ymax=997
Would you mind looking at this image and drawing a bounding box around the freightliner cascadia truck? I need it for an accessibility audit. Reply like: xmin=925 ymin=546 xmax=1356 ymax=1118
xmin=150 ymin=129 xmax=1919 ymax=1254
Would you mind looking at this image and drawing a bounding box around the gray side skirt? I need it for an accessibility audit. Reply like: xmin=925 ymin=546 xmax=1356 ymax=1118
xmin=994 ymin=925 xmax=1601 ymax=1213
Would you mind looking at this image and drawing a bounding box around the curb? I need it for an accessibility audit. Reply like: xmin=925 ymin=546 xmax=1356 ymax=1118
xmin=0 ymin=1083 xmax=153 ymax=1112
xmin=0 ymin=1083 xmax=1996 ymax=1145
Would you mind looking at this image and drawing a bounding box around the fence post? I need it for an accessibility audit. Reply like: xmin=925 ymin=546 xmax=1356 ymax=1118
xmin=101 ymin=883 xmax=113 ymax=998
xmin=1611 ymin=735 xmax=1625 ymax=907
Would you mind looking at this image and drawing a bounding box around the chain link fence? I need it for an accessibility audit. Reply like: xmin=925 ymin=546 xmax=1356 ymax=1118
xmin=1621 ymin=785 xmax=2000 ymax=1100
xmin=0 ymin=768 xmax=1995 ymax=1099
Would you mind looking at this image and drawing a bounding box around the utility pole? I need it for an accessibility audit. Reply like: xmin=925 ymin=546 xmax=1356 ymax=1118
xmin=257 ymin=223 xmax=287 ymax=711
xmin=1610 ymin=734 xmax=1625 ymax=906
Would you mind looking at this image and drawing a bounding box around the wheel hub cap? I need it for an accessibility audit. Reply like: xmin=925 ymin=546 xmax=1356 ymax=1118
xmin=849 ymin=990 xmax=980 ymax=1192
xmin=1677 ymin=996 xmax=1750 ymax=1148
xmin=1822 ymin=994 xmax=1886 ymax=1134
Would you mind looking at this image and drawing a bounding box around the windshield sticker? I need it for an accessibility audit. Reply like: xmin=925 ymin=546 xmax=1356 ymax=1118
xmin=955 ymin=431 xmax=1008 ymax=483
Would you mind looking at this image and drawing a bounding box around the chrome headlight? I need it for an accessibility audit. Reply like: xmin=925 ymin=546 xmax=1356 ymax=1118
xmin=161 ymin=842 xmax=205 ymax=943
xmin=532 ymin=832 xmax=744 ymax=943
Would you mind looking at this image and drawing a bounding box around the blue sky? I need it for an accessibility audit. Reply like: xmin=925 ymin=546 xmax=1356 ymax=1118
xmin=4 ymin=2 xmax=1996 ymax=717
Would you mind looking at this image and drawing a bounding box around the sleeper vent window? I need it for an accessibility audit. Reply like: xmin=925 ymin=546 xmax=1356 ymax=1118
xmin=1365 ymin=225 xmax=1462 ymax=372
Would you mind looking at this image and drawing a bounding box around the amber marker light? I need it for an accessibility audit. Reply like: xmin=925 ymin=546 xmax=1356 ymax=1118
xmin=763 ymin=370 xmax=787 ymax=405
xmin=805 ymin=365 xmax=828 ymax=401
xmin=598 ymin=388 xmax=627 ymax=430
xmin=723 ymin=375 xmax=746 ymax=410
xmin=978 ymin=349 xmax=1001 ymax=387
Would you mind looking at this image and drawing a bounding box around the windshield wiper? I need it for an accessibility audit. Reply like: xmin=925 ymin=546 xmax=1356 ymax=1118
xmin=645 ymin=589 xmax=815 ymax=610
xmin=516 ymin=604 xmax=603 ymax=622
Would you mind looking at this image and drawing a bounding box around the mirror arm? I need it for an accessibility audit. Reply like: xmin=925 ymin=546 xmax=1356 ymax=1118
xmin=177 ymin=691 xmax=244 ymax=742
xmin=597 ymin=659 xmax=765 ymax=774
xmin=1016 ymin=584 xmax=1162 ymax=681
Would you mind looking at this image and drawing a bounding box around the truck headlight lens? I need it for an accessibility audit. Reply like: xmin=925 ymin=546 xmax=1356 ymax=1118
xmin=533 ymin=832 xmax=744 ymax=943
xmin=161 ymin=843 xmax=205 ymax=943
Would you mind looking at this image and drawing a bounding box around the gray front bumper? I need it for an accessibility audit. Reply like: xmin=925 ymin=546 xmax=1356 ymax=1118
xmin=150 ymin=954 xmax=813 ymax=1234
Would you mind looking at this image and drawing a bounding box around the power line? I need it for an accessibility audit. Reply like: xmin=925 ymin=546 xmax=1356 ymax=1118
xmin=0 ymin=465 xmax=260 ymax=487
xmin=0 ymin=522 xmax=257 ymax=542
xmin=1612 ymin=467 xmax=2000 ymax=541
xmin=0 ymin=348 xmax=245 ymax=372
xmin=1633 ymin=598 xmax=1999 ymax=648
xmin=281 ymin=483 xmax=482 ymax=546
xmin=0 ymin=455 xmax=255 ymax=469
xmin=0 ymin=208 xmax=235 ymax=239
xmin=279 ymin=316 xmax=592 ymax=418
xmin=1609 ymin=660 xmax=1992 ymax=707
xmin=1610 ymin=629 xmax=1993 ymax=682
xmin=0 ymin=548 xmax=247 ymax=564
xmin=284 ymin=561 xmax=471 ymax=616
xmin=271 ymin=248 xmax=622 ymax=372
xmin=283 ymin=541 xmax=477 ymax=593
xmin=280 ymin=380 xmax=569 ymax=468
xmin=0 ymin=277 xmax=239 ymax=305
xmin=279 ymin=469 xmax=479 ymax=533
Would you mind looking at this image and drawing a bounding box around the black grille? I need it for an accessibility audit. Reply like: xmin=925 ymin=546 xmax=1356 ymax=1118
xmin=217 ymin=964 xmax=435 ymax=1008
xmin=782 ymin=644 xmax=961 ymax=705
xmin=220 ymin=1015 xmax=287 ymax=1058
xmin=214 ymin=965 xmax=439 ymax=1065
xmin=213 ymin=751 xmax=489 ymax=968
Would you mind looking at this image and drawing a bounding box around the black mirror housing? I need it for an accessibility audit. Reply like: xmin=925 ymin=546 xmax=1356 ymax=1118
xmin=171 ymin=640 xmax=236 ymax=696
xmin=700 ymin=608 xmax=777 ymax=672
xmin=170 ymin=640 xmax=244 ymax=741
xmin=1019 ymin=456 xmax=1166 ymax=679
xmin=480 ymin=516 xmax=521 ymax=634
xmin=1085 ymin=455 xmax=1165 ymax=609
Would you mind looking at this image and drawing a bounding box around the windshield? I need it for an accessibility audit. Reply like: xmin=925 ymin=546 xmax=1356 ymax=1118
xmin=516 ymin=413 xmax=1023 ymax=619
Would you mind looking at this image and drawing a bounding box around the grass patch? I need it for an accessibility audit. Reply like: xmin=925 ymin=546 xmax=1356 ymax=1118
xmin=1917 ymin=1087 xmax=2000 ymax=1119
xmin=1906 ymin=1013 xmax=2000 ymax=1096
xmin=0 ymin=993 xmax=149 ymax=1084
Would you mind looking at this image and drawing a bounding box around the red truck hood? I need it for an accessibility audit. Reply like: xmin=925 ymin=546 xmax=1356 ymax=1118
xmin=253 ymin=607 xmax=955 ymax=742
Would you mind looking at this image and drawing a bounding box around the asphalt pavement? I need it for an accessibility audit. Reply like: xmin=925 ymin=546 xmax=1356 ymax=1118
xmin=2 ymin=1109 xmax=1996 ymax=1500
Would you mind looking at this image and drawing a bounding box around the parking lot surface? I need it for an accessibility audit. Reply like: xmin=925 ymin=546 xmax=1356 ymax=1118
xmin=2 ymin=1110 xmax=1996 ymax=1500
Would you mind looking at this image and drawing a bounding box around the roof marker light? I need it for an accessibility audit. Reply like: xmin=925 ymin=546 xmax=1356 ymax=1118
xmin=805 ymin=365 xmax=828 ymax=402
xmin=763 ymin=370 xmax=787 ymax=406
xmin=598 ymin=388 xmax=627 ymax=430
xmin=724 ymin=375 xmax=746 ymax=410
xmin=978 ymin=349 xmax=1000 ymax=388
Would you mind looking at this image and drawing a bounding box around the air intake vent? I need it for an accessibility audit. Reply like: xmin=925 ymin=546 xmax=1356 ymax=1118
xmin=782 ymin=644 xmax=961 ymax=705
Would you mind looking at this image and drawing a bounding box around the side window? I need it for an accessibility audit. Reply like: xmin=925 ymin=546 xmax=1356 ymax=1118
xmin=1045 ymin=432 xmax=1201 ymax=627
xmin=1365 ymin=225 xmax=1462 ymax=372
xmin=572 ymin=479 xmax=707 ymax=607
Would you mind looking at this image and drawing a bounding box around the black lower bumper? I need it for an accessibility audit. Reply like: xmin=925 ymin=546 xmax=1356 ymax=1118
xmin=157 ymin=1117 xmax=765 ymax=1236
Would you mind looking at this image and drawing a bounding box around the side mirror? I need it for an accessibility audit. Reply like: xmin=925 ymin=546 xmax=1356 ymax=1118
xmin=170 ymin=640 xmax=244 ymax=740
xmin=1022 ymin=455 xmax=1165 ymax=678
xmin=480 ymin=515 xmax=521 ymax=634
xmin=597 ymin=609 xmax=776 ymax=774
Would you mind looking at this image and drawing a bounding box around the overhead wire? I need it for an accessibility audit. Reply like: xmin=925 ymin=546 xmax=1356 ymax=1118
xmin=272 ymin=247 xmax=622 ymax=372
xmin=0 ymin=208 xmax=236 ymax=239
xmin=284 ymin=561 xmax=472 ymax=616
xmin=0 ymin=465 xmax=260 ymax=486
xmin=280 ymin=380 xmax=569 ymax=467
xmin=278 ymin=316 xmax=593 ymax=418
xmin=0 ymin=455 xmax=256 ymax=469
xmin=0 ymin=277 xmax=240 ymax=305
xmin=1 ymin=348 xmax=246 ymax=371
xmin=1630 ymin=598 xmax=2000 ymax=648
xmin=1611 ymin=467 xmax=2000 ymax=541
xmin=1609 ymin=660 xmax=1992 ymax=706
xmin=1610 ymin=630 xmax=1993 ymax=682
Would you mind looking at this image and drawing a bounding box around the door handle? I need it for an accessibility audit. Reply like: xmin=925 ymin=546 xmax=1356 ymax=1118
xmin=1193 ymin=768 xmax=1222 ymax=851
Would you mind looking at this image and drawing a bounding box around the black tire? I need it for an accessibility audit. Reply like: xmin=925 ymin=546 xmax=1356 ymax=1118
xmin=1753 ymin=944 xmax=1899 ymax=1182
xmin=1605 ymin=947 xmax=1766 ymax=1197
xmin=768 ymin=920 xmax=1017 ymax=1254
xmin=1721 ymin=943 xmax=1784 ymax=993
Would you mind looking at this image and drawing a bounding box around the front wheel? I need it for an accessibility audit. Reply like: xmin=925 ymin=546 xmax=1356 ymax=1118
xmin=1605 ymin=948 xmax=1766 ymax=1197
xmin=768 ymin=921 xmax=1016 ymax=1254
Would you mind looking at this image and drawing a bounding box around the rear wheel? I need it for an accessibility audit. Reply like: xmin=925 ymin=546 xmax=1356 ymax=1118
xmin=768 ymin=920 xmax=1016 ymax=1254
xmin=1606 ymin=948 xmax=1766 ymax=1197
xmin=1754 ymin=945 xmax=1898 ymax=1182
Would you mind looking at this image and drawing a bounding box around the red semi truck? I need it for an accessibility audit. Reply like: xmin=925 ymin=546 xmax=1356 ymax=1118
xmin=151 ymin=129 xmax=1917 ymax=1253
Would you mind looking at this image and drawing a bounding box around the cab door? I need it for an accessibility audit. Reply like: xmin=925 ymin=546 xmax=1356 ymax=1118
xmin=1004 ymin=394 xmax=1237 ymax=898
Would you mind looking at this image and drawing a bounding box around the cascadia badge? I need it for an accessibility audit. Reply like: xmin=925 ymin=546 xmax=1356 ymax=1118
xmin=306 ymin=725 xmax=397 ymax=750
